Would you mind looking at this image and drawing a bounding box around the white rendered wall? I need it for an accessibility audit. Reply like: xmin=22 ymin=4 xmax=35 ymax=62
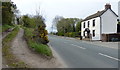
xmin=118 ymin=1 xmax=120 ymax=20
xmin=91 ymin=17 xmax=101 ymax=40
xmin=101 ymin=9 xmax=117 ymax=34
xmin=81 ymin=17 xmax=101 ymax=40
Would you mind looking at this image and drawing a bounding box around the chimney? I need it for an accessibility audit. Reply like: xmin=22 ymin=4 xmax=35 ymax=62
xmin=105 ymin=3 xmax=111 ymax=10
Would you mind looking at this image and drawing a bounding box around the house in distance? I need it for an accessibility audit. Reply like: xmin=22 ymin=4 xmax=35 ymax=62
xmin=81 ymin=3 xmax=118 ymax=41
xmin=118 ymin=1 xmax=120 ymax=20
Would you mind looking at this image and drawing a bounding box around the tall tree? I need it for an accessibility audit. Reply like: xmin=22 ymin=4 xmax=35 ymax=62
xmin=2 ymin=1 xmax=17 ymax=25
xmin=21 ymin=15 xmax=35 ymax=28
xmin=76 ymin=19 xmax=82 ymax=32
xmin=0 ymin=1 xmax=2 ymax=25
xmin=55 ymin=17 xmax=80 ymax=33
xmin=52 ymin=16 xmax=63 ymax=32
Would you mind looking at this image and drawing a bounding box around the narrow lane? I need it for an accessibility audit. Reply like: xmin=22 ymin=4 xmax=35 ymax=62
xmin=10 ymin=28 xmax=64 ymax=68
xmin=48 ymin=35 xmax=119 ymax=68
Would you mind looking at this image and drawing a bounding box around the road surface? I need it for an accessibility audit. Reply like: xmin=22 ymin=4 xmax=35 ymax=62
xmin=48 ymin=35 xmax=119 ymax=68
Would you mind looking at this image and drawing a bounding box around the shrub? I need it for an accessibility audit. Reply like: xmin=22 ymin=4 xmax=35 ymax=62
xmin=57 ymin=32 xmax=64 ymax=36
xmin=33 ymin=25 xmax=49 ymax=44
xmin=64 ymin=32 xmax=80 ymax=37
xmin=24 ymin=27 xmax=52 ymax=56
xmin=64 ymin=32 xmax=69 ymax=37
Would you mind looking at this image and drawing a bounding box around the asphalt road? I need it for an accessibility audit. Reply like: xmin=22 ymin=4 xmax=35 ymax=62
xmin=48 ymin=35 xmax=119 ymax=68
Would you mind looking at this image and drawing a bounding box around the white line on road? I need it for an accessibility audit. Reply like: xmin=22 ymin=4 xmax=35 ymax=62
xmin=71 ymin=44 xmax=86 ymax=49
xmin=99 ymin=53 xmax=120 ymax=61
xmin=64 ymin=42 xmax=67 ymax=43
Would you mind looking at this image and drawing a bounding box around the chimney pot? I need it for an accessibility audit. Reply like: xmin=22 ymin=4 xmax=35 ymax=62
xmin=105 ymin=3 xmax=111 ymax=10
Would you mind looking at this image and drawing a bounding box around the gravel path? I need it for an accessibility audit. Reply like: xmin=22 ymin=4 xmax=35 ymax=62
xmin=11 ymin=28 xmax=66 ymax=68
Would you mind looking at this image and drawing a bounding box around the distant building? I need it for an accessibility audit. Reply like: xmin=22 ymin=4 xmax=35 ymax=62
xmin=81 ymin=4 xmax=118 ymax=40
xmin=118 ymin=1 xmax=120 ymax=20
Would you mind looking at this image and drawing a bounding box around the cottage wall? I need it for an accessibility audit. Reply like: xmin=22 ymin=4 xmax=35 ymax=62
xmin=101 ymin=9 xmax=117 ymax=34
xmin=81 ymin=17 xmax=101 ymax=40
xmin=118 ymin=1 xmax=120 ymax=20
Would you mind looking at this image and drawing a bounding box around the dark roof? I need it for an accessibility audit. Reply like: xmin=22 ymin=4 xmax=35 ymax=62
xmin=82 ymin=9 xmax=118 ymax=21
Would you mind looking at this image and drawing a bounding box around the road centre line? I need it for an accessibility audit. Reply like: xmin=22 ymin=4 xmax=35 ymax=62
xmin=71 ymin=44 xmax=86 ymax=49
xmin=64 ymin=42 xmax=68 ymax=43
xmin=99 ymin=53 xmax=120 ymax=61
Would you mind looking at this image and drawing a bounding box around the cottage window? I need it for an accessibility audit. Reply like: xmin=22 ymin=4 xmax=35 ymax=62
xmin=93 ymin=30 xmax=95 ymax=37
xmin=93 ymin=19 xmax=95 ymax=27
xmin=83 ymin=22 xmax=85 ymax=28
xmin=88 ymin=21 xmax=90 ymax=27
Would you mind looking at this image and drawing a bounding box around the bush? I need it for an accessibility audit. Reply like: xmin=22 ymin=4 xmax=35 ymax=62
xmin=64 ymin=32 xmax=69 ymax=37
xmin=57 ymin=32 xmax=64 ymax=36
xmin=64 ymin=32 xmax=80 ymax=37
xmin=22 ymin=15 xmax=36 ymax=28
xmin=73 ymin=32 xmax=80 ymax=37
xmin=24 ymin=27 xmax=52 ymax=56
xmin=34 ymin=25 xmax=49 ymax=44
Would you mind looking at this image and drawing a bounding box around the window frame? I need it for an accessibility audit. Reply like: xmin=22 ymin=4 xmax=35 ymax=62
xmin=83 ymin=22 xmax=85 ymax=28
xmin=93 ymin=30 xmax=95 ymax=37
xmin=93 ymin=19 xmax=95 ymax=27
xmin=88 ymin=21 xmax=90 ymax=27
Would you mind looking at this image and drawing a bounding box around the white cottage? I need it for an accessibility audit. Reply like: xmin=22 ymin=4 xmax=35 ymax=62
xmin=81 ymin=4 xmax=118 ymax=40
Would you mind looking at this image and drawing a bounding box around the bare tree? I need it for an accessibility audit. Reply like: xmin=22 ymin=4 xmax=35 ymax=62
xmin=52 ymin=16 xmax=63 ymax=33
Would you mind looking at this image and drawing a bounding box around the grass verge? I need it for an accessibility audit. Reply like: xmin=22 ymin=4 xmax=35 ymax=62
xmin=0 ymin=25 xmax=2 ymax=33
xmin=24 ymin=27 xmax=52 ymax=57
xmin=2 ymin=24 xmax=14 ymax=32
xmin=2 ymin=26 xmax=27 ymax=68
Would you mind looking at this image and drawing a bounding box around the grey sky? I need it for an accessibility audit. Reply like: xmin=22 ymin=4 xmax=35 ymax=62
xmin=11 ymin=0 xmax=119 ymax=33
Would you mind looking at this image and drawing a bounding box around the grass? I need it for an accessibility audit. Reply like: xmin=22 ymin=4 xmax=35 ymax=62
xmin=2 ymin=24 xmax=14 ymax=32
xmin=2 ymin=26 xmax=27 ymax=68
xmin=24 ymin=27 xmax=52 ymax=57
xmin=0 ymin=25 xmax=2 ymax=33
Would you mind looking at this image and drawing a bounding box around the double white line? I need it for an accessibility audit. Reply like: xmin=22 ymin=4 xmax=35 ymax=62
xmin=71 ymin=44 xmax=86 ymax=49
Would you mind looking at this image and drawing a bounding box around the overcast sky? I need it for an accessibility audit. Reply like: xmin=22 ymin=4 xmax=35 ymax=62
xmin=11 ymin=0 xmax=119 ymax=33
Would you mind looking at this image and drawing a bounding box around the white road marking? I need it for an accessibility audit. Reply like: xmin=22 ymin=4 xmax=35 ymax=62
xmin=99 ymin=53 xmax=120 ymax=61
xmin=64 ymin=42 xmax=67 ymax=43
xmin=71 ymin=44 xmax=86 ymax=49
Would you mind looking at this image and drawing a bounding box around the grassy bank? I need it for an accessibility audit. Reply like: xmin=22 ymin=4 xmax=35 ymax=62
xmin=24 ymin=27 xmax=52 ymax=57
xmin=2 ymin=24 xmax=14 ymax=32
xmin=2 ymin=26 xmax=27 ymax=68
xmin=0 ymin=25 xmax=2 ymax=33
